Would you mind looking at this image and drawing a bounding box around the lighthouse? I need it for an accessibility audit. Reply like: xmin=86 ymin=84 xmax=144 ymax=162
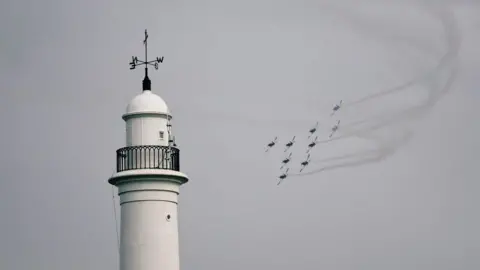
xmin=108 ymin=30 xmax=189 ymax=270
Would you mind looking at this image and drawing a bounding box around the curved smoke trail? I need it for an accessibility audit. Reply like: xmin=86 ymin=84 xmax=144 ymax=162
xmin=344 ymin=4 xmax=460 ymax=108
xmin=290 ymin=3 xmax=461 ymax=178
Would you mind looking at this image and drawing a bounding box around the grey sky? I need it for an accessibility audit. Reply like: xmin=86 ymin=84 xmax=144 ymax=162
xmin=0 ymin=0 xmax=478 ymax=270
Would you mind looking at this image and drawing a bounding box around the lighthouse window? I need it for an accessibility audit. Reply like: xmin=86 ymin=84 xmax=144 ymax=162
xmin=159 ymin=131 xmax=164 ymax=140
xmin=166 ymin=214 xmax=171 ymax=221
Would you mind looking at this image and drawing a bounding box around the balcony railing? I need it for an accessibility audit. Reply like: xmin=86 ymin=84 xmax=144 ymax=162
xmin=116 ymin=145 xmax=180 ymax=172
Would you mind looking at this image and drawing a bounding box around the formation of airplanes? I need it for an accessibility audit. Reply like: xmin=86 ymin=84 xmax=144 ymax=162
xmin=265 ymin=100 xmax=344 ymax=185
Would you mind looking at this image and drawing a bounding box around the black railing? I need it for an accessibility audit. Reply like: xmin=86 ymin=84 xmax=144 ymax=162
xmin=116 ymin=145 xmax=180 ymax=172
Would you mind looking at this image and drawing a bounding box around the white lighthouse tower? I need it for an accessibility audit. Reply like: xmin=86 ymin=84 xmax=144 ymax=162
xmin=108 ymin=30 xmax=188 ymax=270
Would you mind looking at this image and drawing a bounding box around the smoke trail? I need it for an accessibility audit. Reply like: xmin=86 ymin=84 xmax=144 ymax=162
xmin=295 ymin=152 xmax=388 ymax=176
xmin=298 ymin=65 xmax=457 ymax=177
xmin=312 ymin=149 xmax=381 ymax=164
xmin=319 ymin=3 xmax=460 ymax=137
xmin=319 ymin=2 xmax=441 ymax=55
xmin=337 ymin=66 xmax=457 ymax=140
xmin=348 ymin=68 xmax=457 ymax=133
xmin=339 ymin=4 xmax=460 ymax=135
xmin=298 ymin=53 xmax=457 ymax=177
xmin=344 ymin=4 xmax=460 ymax=108
xmin=289 ymin=3 xmax=460 ymax=177
xmin=292 ymin=129 xmax=413 ymax=177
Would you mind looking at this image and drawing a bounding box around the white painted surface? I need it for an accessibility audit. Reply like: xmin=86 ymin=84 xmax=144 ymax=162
xmin=126 ymin=116 xmax=170 ymax=146
xmin=123 ymin=90 xmax=172 ymax=147
xmin=110 ymin=169 xmax=188 ymax=184
xmin=109 ymin=90 xmax=189 ymax=270
xmin=117 ymin=180 xmax=182 ymax=270
xmin=125 ymin=90 xmax=169 ymax=116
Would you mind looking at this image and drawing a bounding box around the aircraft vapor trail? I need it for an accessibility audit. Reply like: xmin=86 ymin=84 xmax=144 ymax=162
xmin=309 ymin=116 xmax=404 ymax=146
xmin=345 ymin=6 xmax=460 ymax=133
xmin=292 ymin=3 xmax=460 ymax=177
xmin=294 ymin=152 xmax=389 ymax=176
xmin=311 ymin=149 xmax=381 ymax=164
xmin=318 ymin=3 xmax=446 ymax=109
xmin=319 ymin=3 xmax=459 ymax=136
xmin=343 ymin=4 xmax=459 ymax=108
xmin=320 ymin=1 xmax=440 ymax=55
xmin=302 ymin=65 xmax=457 ymax=177
xmin=312 ymin=67 xmax=456 ymax=147
xmin=292 ymin=130 xmax=413 ymax=177
xmin=346 ymin=68 xmax=457 ymax=133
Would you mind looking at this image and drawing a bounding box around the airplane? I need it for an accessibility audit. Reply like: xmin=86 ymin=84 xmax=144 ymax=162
xmin=308 ymin=122 xmax=319 ymax=138
xmin=284 ymin=136 xmax=296 ymax=152
xmin=329 ymin=120 xmax=341 ymax=138
xmin=280 ymin=152 xmax=292 ymax=169
xmin=299 ymin=154 xmax=311 ymax=172
xmin=330 ymin=100 xmax=343 ymax=116
xmin=277 ymin=168 xmax=289 ymax=185
xmin=307 ymin=136 xmax=320 ymax=153
xmin=265 ymin=137 xmax=278 ymax=152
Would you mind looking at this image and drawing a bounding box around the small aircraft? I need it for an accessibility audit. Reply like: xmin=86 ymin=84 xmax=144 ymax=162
xmin=299 ymin=154 xmax=311 ymax=172
xmin=284 ymin=136 xmax=296 ymax=152
xmin=329 ymin=120 xmax=341 ymax=138
xmin=330 ymin=100 xmax=343 ymax=116
xmin=280 ymin=152 xmax=293 ymax=169
xmin=277 ymin=168 xmax=289 ymax=185
xmin=308 ymin=122 xmax=319 ymax=138
xmin=265 ymin=137 xmax=278 ymax=152
xmin=307 ymin=136 xmax=320 ymax=153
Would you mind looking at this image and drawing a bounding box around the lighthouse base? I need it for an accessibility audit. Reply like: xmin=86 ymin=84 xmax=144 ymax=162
xmin=109 ymin=169 xmax=189 ymax=270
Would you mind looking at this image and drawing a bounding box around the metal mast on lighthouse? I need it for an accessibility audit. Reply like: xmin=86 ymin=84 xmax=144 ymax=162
xmin=109 ymin=29 xmax=189 ymax=270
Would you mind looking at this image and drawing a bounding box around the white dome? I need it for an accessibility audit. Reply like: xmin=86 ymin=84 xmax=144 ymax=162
xmin=123 ymin=90 xmax=170 ymax=118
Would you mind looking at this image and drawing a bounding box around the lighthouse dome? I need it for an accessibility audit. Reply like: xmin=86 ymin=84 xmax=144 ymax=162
xmin=123 ymin=90 xmax=170 ymax=119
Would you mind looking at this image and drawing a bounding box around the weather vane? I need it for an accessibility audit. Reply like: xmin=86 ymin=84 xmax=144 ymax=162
xmin=129 ymin=29 xmax=164 ymax=91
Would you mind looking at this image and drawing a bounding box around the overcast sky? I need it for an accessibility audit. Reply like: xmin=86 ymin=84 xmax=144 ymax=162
xmin=0 ymin=0 xmax=478 ymax=270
